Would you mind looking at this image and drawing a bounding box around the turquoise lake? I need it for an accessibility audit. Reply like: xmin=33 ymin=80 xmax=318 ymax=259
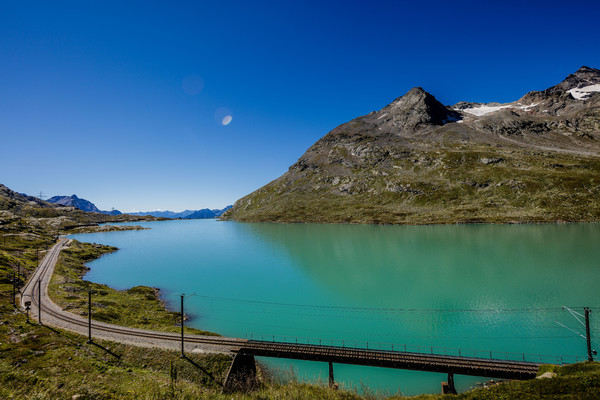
xmin=69 ymin=220 xmax=600 ymax=396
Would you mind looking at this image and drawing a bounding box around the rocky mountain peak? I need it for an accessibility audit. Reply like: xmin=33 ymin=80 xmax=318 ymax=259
xmin=373 ymin=87 xmax=460 ymax=132
xmin=547 ymin=65 xmax=600 ymax=94
xmin=224 ymin=66 xmax=600 ymax=225
xmin=47 ymin=195 xmax=101 ymax=213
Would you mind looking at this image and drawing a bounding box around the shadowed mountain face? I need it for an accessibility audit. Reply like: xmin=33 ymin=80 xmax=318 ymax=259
xmin=223 ymin=67 xmax=600 ymax=224
xmin=47 ymin=195 xmax=122 ymax=215
xmin=47 ymin=195 xmax=102 ymax=213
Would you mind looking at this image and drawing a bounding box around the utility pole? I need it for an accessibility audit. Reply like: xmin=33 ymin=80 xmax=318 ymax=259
xmin=25 ymin=301 xmax=31 ymax=323
xmin=180 ymin=294 xmax=185 ymax=357
xmin=38 ymin=279 xmax=42 ymax=324
xmin=12 ymin=272 xmax=16 ymax=307
xmin=88 ymin=289 xmax=92 ymax=343
xmin=585 ymin=307 xmax=593 ymax=361
xmin=38 ymin=191 xmax=45 ymax=201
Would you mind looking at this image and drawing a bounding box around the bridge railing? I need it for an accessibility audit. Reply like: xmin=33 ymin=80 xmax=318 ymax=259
xmin=246 ymin=333 xmax=586 ymax=365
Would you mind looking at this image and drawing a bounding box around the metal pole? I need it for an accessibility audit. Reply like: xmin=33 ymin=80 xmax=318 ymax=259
xmin=88 ymin=289 xmax=92 ymax=343
xmin=180 ymin=294 xmax=184 ymax=357
xmin=38 ymin=279 xmax=41 ymax=324
xmin=12 ymin=272 xmax=16 ymax=307
xmin=585 ymin=307 xmax=593 ymax=361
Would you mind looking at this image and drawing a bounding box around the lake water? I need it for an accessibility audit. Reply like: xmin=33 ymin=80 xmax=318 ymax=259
xmin=69 ymin=220 xmax=600 ymax=395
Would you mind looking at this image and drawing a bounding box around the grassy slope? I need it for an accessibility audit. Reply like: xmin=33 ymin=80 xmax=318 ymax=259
xmin=2 ymin=206 xmax=600 ymax=398
xmin=225 ymin=145 xmax=600 ymax=224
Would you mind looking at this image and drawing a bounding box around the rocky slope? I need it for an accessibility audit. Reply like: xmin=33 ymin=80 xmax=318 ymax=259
xmin=223 ymin=66 xmax=600 ymax=224
xmin=0 ymin=184 xmax=151 ymax=232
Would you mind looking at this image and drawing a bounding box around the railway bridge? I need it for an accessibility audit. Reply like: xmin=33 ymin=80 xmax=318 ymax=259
xmin=223 ymin=338 xmax=544 ymax=393
xmin=18 ymin=239 xmax=590 ymax=394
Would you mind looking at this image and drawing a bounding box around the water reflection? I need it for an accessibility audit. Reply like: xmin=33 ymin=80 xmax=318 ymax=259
xmin=70 ymin=220 xmax=600 ymax=395
xmin=235 ymin=223 xmax=600 ymax=309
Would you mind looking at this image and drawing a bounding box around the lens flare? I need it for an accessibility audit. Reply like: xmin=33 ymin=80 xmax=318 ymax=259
xmin=215 ymin=107 xmax=233 ymax=126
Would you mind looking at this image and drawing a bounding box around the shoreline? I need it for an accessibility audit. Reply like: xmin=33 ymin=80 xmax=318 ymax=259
xmin=55 ymin=225 xmax=219 ymax=337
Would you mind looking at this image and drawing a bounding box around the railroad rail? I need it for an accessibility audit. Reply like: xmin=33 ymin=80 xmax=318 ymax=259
xmin=20 ymin=238 xmax=247 ymax=352
xmin=238 ymin=340 xmax=540 ymax=380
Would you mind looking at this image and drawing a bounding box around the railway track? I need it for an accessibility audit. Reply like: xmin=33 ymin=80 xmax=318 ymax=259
xmin=20 ymin=239 xmax=246 ymax=352
xmin=239 ymin=340 xmax=540 ymax=379
xmin=19 ymin=239 xmax=541 ymax=381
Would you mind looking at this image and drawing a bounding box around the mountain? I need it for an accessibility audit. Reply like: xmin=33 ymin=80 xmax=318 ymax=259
xmin=129 ymin=210 xmax=197 ymax=219
xmin=131 ymin=206 xmax=232 ymax=219
xmin=0 ymin=184 xmax=150 ymax=232
xmin=102 ymin=209 xmax=123 ymax=216
xmin=223 ymin=66 xmax=600 ymax=224
xmin=183 ymin=206 xmax=232 ymax=219
xmin=47 ymin=195 xmax=122 ymax=215
xmin=47 ymin=195 xmax=101 ymax=213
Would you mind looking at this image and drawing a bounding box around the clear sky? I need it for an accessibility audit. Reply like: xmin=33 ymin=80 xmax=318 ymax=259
xmin=1 ymin=1 xmax=599 ymax=212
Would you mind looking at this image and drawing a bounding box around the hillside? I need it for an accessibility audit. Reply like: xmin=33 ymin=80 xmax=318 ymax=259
xmin=0 ymin=184 xmax=152 ymax=233
xmin=2 ymin=191 xmax=599 ymax=398
xmin=223 ymin=66 xmax=600 ymax=224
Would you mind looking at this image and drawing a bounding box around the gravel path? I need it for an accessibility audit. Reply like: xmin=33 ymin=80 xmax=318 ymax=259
xmin=20 ymin=238 xmax=244 ymax=355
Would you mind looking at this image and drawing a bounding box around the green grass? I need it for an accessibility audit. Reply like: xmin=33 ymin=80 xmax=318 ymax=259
xmin=2 ymin=199 xmax=600 ymax=398
xmin=48 ymin=240 xmax=218 ymax=335
xmin=224 ymin=145 xmax=600 ymax=225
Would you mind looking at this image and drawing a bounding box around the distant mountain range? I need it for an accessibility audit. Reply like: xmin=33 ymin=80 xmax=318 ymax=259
xmin=223 ymin=66 xmax=600 ymax=224
xmin=46 ymin=194 xmax=231 ymax=219
xmin=130 ymin=206 xmax=232 ymax=219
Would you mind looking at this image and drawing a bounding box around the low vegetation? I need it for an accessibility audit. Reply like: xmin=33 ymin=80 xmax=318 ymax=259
xmin=2 ymin=187 xmax=600 ymax=398
xmin=224 ymin=144 xmax=600 ymax=225
xmin=48 ymin=239 xmax=216 ymax=335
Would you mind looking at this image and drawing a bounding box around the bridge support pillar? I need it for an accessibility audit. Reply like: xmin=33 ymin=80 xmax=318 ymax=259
xmin=223 ymin=351 xmax=257 ymax=393
xmin=328 ymin=361 xmax=336 ymax=389
xmin=442 ymin=372 xmax=457 ymax=394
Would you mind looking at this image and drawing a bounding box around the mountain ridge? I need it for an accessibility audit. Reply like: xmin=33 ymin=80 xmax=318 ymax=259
xmin=131 ymin=206 xmax=232 ymax=219
xmin=222 ymin=66 xmax=600 ymax=224
xmin=47 ymin=194 xmax=122 ymax=215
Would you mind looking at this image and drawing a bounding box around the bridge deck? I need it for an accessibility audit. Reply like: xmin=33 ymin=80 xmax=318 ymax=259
xmin=238 ymin=340 xmax=540 ymax=380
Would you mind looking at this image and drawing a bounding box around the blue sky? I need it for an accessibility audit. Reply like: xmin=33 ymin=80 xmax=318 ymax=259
xmin=1 ymin=1 xmax=599 ymax=212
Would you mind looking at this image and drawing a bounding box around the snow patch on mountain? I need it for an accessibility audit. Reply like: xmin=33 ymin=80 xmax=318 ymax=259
xmin=459 ymin=102 xmax=540 ymax=116
xmin=568 ymin=84 xmax=600 ymax=100
xmin=460 ymin=104 xmax=512 ymax=116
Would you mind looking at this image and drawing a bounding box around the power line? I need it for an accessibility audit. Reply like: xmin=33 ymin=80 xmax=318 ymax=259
xmin=190 ymin=294 xmax=600 ymax=314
